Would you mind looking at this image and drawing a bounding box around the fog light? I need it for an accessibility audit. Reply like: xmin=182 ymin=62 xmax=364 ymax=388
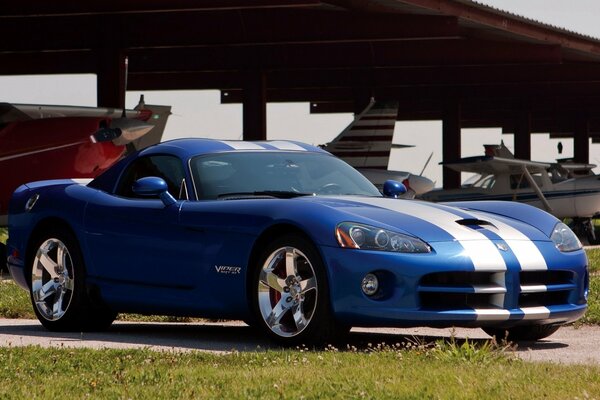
xmin=361 ymin=273 xmax=379 ymax=296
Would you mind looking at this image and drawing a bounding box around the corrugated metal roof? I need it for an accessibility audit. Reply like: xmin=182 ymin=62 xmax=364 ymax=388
xmin=464 ymin=0 xmax=600 ymax=41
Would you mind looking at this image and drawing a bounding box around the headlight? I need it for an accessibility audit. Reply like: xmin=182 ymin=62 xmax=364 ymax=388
xmin=336 ymin=222 xmax=431 ymax=253
xmin=551 ymin=222 xmax=582 ymax=252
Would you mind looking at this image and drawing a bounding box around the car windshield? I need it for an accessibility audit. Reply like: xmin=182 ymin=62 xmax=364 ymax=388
xmin=190 ymin=151 xmax=382 ymax=200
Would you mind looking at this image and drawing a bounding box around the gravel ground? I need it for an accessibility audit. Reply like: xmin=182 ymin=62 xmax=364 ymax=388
xmin=0 ymin=318 xmax=598 ymax=364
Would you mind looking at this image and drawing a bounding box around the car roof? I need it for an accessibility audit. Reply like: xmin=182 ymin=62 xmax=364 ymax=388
xmin=139 ymin=138 xmax=328 ymax=159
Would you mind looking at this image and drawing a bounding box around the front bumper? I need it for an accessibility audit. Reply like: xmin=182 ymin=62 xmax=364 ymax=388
xmin=322 ymin=240 xmax=588 ymax=329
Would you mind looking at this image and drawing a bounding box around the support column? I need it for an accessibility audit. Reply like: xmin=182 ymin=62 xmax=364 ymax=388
xmin=574 ymin=113 xmax=590 ymax=164
xmin=242 ymin=69 xmax=267 ymax=141
xmin=514 ymin=110 xmax=531 ymax=160
xmin=96 ymin=49 xmax=126 ymax=109
xmin=442 ymin=101 xmax=461 ymax=189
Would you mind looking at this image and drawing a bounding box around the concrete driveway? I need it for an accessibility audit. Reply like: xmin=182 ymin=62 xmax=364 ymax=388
xmin=0 ymin=318 xmax=598 ymax=364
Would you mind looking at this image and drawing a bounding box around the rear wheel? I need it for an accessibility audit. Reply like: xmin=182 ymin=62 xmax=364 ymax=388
xmin=483 ymin=324 xmax=560 ymax=342
xmin=29 ymin=226 xmax=116 ymax=331
xmin=252 ymin=234 xmax=343 ymax=345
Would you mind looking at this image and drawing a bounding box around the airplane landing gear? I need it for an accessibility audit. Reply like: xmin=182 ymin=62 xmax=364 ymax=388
xmin=571 ymin=217 xmax=598 ymax=246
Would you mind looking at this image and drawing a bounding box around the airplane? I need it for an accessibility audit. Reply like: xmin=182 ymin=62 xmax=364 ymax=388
xmin=420 ymin=142 xmax=600 ymax=243
xmin=0 ymin=97 xmax=171 ymax=226
xmin=320 ymin=99 xmax=434 ymax=198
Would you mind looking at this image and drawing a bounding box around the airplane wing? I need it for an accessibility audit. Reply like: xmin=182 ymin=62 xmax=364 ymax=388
xmin=0 ymin=103 xmax=146 ymax=123
xmin=1 ymin=100 xmax=171 ymax=150
xmin=442 ymin=156 xmax=554 ymax=212
xmin=441 ymin=156 xmax=551 ymax=175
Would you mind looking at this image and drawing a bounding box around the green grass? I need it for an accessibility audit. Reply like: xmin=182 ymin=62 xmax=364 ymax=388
xmin=0 ymin=280 xmax=32 ymax=319
xmin=587 ymin=247 xmax=600 ymax=274
xmin=0 ymin=345 xmax=598 ymax=399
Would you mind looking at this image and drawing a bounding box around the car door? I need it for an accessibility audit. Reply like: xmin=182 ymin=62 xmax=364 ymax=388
xmin=83 ymin=155 xmax=200 ymax=298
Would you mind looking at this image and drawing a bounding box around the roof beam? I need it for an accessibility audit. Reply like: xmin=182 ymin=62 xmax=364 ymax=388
xmin=0 ymin=0 xmax=323 ymax=17
xmin=125 ymin=40 xmax=560 ymax=73
xmin=0 ymin=10 xmax=459 ymax=52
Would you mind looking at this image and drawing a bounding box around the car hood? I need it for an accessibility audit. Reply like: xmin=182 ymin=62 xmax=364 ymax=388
xmin=297 ymin=196 xmax=551 ymax=243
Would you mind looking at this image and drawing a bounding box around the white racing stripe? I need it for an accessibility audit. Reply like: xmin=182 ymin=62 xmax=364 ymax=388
xmin=474 ymin=309 xmax=511 ymax=321
xmin=220 ymin=141 xmax=265 ymax=150
xmin=520 ymin=306 xmax=551 ymax=320
xmin=468 ymin=211 xmax=547 ymax=271
xmin=351 ymin=198 xmax=507 ymax=271
xmin=267 ymin=141 xmax=307 ymax=151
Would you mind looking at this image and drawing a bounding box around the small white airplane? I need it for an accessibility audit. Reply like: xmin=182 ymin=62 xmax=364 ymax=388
xmin=421 ymin=142 xmax=600 ymax=242
xmin=320 ymin=99 xmax=434 ymax=198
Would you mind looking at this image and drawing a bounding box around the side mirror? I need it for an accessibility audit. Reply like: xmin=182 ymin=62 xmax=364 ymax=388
xmin=383 ymin=180 xmax=407 ymax=199
xmin=132 ymin=176 xmax=177 ymax=206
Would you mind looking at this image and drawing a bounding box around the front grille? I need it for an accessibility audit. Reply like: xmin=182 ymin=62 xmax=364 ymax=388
xmin=519 ymin=291 xmax=570 ymax=308
xmin=518 ymin=270 xmax=575 ymax=308
xmin=420 ymin=271 xmax=498 ymax=287
xmin=419 ymin=271 xmax=505 ymax=311
xmin=420 ymin=292 xmax=496 ymax=309
xmin=520 ymin=270 xmax=573 ymax=286
xmin=418 ymin=270 xmax=577 ymax=311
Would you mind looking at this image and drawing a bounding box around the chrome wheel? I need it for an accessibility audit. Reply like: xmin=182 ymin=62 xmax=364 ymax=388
xmin=257 ymin=246 xmax=318 ymax=338
xmin=31 ymin=238 xmax=74 ymax=321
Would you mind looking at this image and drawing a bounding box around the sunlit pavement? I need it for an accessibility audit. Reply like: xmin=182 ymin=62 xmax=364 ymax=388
xmin=0 ymin=318 xmax=598 ymax=364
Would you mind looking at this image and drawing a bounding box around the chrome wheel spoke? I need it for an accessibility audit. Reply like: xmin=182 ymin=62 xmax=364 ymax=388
xmin=292 ymin=303 xmax=308 ymax=331
xmin=285 ymin=247 xmax=297 ymax=277
xmin=266 ymin=298 xmax=289 ymax=328
xmin=38 ymin=250 xmax=59 ymax=279
xmin=56 ymin=244 xmax=67 ymax=271
xmin=260 ymin=269 xmax=285 ymax=293
xmin=52 ymin=289 xmax=65 ymax=317
xmin=299 ymin=276 xmax=316 ymax=293
xmin=63 ymin=277 xmax=74 ymax=291
xmin=37 ymin=280 xmax=57 ymax=301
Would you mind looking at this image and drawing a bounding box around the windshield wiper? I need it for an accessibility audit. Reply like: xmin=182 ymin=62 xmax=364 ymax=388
xmin=218 ymin=191 xmax=315 ymax=199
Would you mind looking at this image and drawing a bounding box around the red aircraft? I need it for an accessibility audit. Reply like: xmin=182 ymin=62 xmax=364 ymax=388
xmin=0 ymin=98 xmax=171 ymax=225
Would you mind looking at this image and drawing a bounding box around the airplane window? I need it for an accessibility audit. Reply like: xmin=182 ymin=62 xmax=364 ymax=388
xmin=472 ymin=175 xmax=495 ymax=189
xmin=510 ymin=174 xmax=529 ymax=189
xmin=116 ymin=155 xmax=187 ymax=199
xmin=509 ymin=173 xmax=542 ymax=189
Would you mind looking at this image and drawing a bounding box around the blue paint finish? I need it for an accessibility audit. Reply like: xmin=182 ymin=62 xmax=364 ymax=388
xmin=6 ymin=138 xmax=588 ymax=330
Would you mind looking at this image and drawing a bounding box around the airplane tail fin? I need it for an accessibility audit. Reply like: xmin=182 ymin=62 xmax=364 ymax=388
xmin=323 ymin=99 xmax=399 ymax=169
xmin=484 ymin=141 xmax=514 ymax=158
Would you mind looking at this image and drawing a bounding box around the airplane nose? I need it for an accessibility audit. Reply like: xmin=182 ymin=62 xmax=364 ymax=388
xmin=91 ymin=118 xmax=154 ymax=146
xmin=109 ymin=118 xmax=154 ymax=146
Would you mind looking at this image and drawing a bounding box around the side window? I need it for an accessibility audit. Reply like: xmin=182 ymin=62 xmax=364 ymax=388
xmin=116 ymin=155 xmax=187 ymax=199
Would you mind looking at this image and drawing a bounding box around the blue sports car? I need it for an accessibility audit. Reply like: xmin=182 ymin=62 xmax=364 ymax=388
xmin=6 ymin=139 xmax=588 ymax=344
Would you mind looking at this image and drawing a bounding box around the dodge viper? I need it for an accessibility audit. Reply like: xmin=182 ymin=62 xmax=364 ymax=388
xmin=6 ymin=139 xmax=588 ymax=344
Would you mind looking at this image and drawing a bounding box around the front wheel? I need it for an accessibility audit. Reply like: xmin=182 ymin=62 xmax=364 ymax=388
xmin=252 ymin=234 xmax=343 ymax=345
xmin=29 ymin=226 xmax=116 ymax=331
xmin=483 ymin=324 xmax=560 ymax=342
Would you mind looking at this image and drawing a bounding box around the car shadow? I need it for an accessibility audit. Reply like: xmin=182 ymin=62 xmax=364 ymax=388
xmin=0 ymin=320 xmax=570 ymax=353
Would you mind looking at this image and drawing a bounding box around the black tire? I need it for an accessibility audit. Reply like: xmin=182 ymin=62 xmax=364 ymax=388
xmin=251 ymin=233 xmax=344 ymax=346
xmin=28 ymin=225 xmax=116 ymax=331
xmin=483 ymin=324 xmax=560 ymax=342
